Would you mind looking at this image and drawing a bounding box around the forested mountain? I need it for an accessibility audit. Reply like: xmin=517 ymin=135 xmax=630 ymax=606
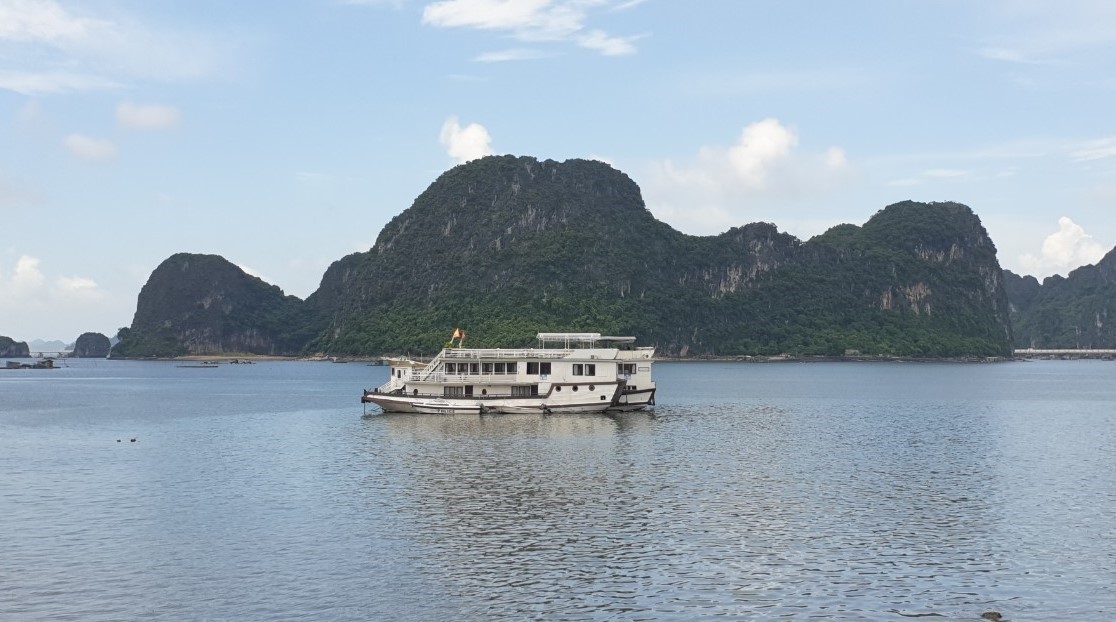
xmin=1004 ymin=247 xmax=1116 ymax=349
xmin=1 ymin=336 xmax=31 ymax=358
xmin=114 ymin=155 xmax=1015 ymax=358
xmin=112 ymin=253 xmax=311 ymax=357
xmin=72 ymin=332 xmax=111 ymax=358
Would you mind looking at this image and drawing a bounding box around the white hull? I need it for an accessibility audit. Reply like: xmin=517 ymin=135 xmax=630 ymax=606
xmin=362 ymin=332 xmax=656 ymax=415
xmin=363 ymin=390 xmax=622 ymax=415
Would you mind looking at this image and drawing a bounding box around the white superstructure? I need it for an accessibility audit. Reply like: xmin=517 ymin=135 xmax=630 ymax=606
xmin=362 ymin=332 xmax=656 ymax=414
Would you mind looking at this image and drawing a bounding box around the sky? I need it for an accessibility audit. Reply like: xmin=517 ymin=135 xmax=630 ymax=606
xmin=2 ymin=0 xmax=1116 ymax=343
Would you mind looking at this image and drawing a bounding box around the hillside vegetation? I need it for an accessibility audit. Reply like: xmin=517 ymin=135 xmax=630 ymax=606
xmin=1005 ymin=248 xmax=1116 ymax=349
xmin=114 ymin=156 xmax=1015 ymax=358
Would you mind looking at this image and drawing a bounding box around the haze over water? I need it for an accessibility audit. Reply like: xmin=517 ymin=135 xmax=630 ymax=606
xmin=1 ymin=359 xmax=1114 ymax=620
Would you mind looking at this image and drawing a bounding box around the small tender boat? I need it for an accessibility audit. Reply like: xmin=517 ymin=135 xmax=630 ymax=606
xmin=361 ymin=331 xmax=656 ymax=415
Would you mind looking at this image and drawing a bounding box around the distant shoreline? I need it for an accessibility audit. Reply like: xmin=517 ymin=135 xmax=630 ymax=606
xmin=99 ymin=352 xmax=1114 ymax=364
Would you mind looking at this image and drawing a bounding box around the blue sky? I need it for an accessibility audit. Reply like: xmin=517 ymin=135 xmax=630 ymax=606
xmin=2 ymin=0 xmax=1116 ymax=342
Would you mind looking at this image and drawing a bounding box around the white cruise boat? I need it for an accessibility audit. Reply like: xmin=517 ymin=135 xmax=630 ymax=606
xmin=362 ymin=332 xmax=656 ymax=414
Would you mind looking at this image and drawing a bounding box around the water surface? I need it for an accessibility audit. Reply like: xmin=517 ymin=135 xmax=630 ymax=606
xmin=1 ymin=359 xmax=1113 ymax=620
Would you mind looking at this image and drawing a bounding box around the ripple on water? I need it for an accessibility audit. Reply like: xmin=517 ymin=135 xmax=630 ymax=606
xmin=3 ymin=361 xmax=1116 ymax=620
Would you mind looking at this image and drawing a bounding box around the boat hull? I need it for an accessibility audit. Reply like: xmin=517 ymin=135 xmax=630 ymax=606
xmin=362 ymin=391 xmax=617 ymax=415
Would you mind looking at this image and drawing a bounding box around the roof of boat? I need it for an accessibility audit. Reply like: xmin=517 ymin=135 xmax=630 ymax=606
xmin=536 ymin=332 xmax=636 ymax=345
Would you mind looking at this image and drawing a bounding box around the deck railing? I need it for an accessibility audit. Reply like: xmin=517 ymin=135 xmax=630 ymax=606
xmin=440 ymin=348 xmax=573 ymax=360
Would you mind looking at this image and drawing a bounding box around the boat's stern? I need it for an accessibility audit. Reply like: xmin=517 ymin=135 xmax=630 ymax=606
xmin=611 ymin=346 xmax=656 ymax=411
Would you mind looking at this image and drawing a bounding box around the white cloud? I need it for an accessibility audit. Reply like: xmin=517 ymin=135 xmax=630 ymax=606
xmin=577 ymin=30 xmax=639 ymax=56
xmin=612 ymin=0 xmax=647 ymax=10
xmin=0 ymin=0 xmax=100 ymax=43
xmin=440 ymin=116 xmax=494 ymax=164
xmin=55 ymin=275 xmax=101 ymax=300
xmin=236 ymin=264 xmax=272 ymax=283
xmin=64 ymin=134 xmax=117 ymax=162
xmin=421 ymin=0 xmax=643 ymax=55
xmin=976 ymin=3 xmax=1116 ymax=63
xmin=727 ymin=118 xmax=798 ymax=188
xmin=642 ymin=118 xmax=855 ymax=235
xmin=0 ymin=70 xmax=121 ymax=95
xmin=1018 ymin=217 xmax=1108 ymax=277
xmin=0 ymin=254 xmax=102 ymax=301
xmin=10 ymin=254 xmax=45 ymax=293
xmin=977 ymin=47 xmax=1048 ymax=65
xmin=0 ymin=0 xmax=223 ymax=95
xmin=116 ymin=102 xmax=181 ymax=130
xmin=0 ymin=253 xmax=109 ymax=339
xmin=1070 ymin=137 xmax=1116 ymax=162
xmin=473 ymin=47 xmax=549 ymax=62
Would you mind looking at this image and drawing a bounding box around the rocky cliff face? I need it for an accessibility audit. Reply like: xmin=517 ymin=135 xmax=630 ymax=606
xmin=0 ymin=336 xmax=31 ymax=358
xmin=118 ymin=156 xmax=1015 ymax=357
xmin=307 ymin=156 xmax=1013 ymax=357
xmin=72 ymin=332 xmax=111 ymax=358
xmin=113 ymin=253 xmax=309 ymax=357
xmin=1005 ymin=247 xmax=1116 ymax=348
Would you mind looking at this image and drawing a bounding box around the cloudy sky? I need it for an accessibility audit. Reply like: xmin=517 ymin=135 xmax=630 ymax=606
xmin=3 ymin=0 xmax=1116 ymax=342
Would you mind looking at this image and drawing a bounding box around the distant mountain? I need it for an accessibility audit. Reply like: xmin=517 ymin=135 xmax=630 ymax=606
xmin=115 ymin=155 xmax=1014 ymax=358
xmin=111 ymin=253 xmax=311 ymax=358
xmin=1004 ymin=247 xmax=1116 ymax=348
xmin=1 ymin=336 xmax=31 ymax=358
xmin=29 ymin=339 xmax=70 ymax=353
xmin=72 ymin=332 xmax=111 ymax=358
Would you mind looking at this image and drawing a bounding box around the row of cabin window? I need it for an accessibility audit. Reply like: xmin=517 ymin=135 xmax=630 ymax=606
xmin=442 ymin=361 xmax=601 ymax=376
xmin=444 ymin=385 xmax=540 ymax=397
xmin=444 ymin=362 xmax=517 ymax=375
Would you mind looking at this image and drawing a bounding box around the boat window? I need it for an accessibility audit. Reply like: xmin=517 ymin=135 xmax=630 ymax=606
xmin=445 ymin=362 xmax=457 ymax=374
xmin=619 ymin=363 xmax=636 ymax=375
xmin=507 ymin=362 xmax=517 ymax=375
xmin=589 ymin=384 xmax=595 ymax=391
xmin=540 ymin=362 xmax=551 ymax=375
xmin=527 ymin=362 xmax=539 ymax=374
xmin=572 ymin=385 xmax=578 ymax=392
xmin=444 ymin=386 xmax=465 ymax=397
xmin=464 ymin=385 xmax=473 ymax=396
xmin=585 ymin=364 xmax=595 ymax=376
xmin=483 ymin=363 xmax=493 ymax=374
xmin=572 ymin=363 xmax=584 ymax=376
xmin=470 ymin=363 xmax=479 ymax=375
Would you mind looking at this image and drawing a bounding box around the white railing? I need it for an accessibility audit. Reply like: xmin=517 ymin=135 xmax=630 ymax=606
xmin=403 ymin=371 xmax=530 ymax=383
xmin=440 ymin=348 xmax=572 ymax=360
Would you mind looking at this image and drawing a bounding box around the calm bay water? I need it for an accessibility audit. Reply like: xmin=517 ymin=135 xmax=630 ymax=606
xmin=1 ymin=358 xmax=1114 ymax=620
